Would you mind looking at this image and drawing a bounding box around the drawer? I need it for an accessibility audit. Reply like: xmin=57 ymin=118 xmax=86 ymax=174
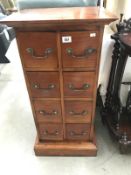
xmin=64 ymin=101 xmax=92 ymax=123
xmin=63 ymin=72 xmax=95 ymax=98
xmin=61 ymin=31 xmax=99 ymax=68
xmin=33 ymin=100 xmax=62 ymax=123
xmin=66 ymin=124 xmax=90 ymax=141
xmin=26 ymin=72 xmax=60 ymax=98
xmin=17 ymin=32 xmax=58 ymax=69
xmin=39 ymin=124 xmax=63 ymax=141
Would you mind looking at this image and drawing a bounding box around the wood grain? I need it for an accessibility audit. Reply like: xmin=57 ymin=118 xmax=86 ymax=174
xmin=34 ymin=136 xmax=97 ymax=156
xmin=33 ymin=99 xmax=62 ymax=123
xmin=61 ymin=31 xmax=99 ymax=68
xmin=38 ymin=123 xmax=63 ymax=141
xmin=63 ymin=72 xmax=95 ymax=98
xmin=17 ymin=32 xmax=58 ymax=69
xmin=64 ymin=100 xmax=93 ymax=123
xmin=2 ymin=7 xmax=117 ymax=156
xmin=1 ymin=7 xmax=117 ymax=28
xmin=65 ymin=123 xmax=90 ymax=141
xmin=26 ymin=71 xmax=60 ymax=98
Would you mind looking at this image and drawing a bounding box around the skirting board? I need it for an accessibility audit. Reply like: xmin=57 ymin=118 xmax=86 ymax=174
xmin=34 ymin=136 xmax=97 ymax=156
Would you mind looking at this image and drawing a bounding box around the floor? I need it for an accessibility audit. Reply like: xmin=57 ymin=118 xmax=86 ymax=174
xmin=0 ymin=40 xmax=131 ymax=175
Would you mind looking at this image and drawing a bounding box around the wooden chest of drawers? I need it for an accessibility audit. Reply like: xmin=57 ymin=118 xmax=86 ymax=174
xmin=1 ymin=7 xmax=117 ymax=156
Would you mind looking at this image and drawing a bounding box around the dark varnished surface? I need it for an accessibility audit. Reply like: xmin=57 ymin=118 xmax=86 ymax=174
xmin=119 ymin=33 xmax=131 ymax=48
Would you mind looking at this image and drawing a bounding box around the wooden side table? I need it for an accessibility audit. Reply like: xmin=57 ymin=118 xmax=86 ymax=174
xmin=99 ymin=17 xmax=131 ymax=153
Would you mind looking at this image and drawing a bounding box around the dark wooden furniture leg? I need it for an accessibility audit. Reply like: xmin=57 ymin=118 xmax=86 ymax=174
xmin=99 ymin=17 xmax=131 ymax=153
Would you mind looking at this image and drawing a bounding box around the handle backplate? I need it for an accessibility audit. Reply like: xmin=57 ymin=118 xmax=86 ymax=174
xmin=39 ymin=110 xmax=58 ymax=116
xmin=43 ymin=130 xmax=59 ymax=136
xmin=68 ymin=83 xmax=90 ymax=92
xmin=70 ymin=131 xmax=87 ymax=136
xmin=32 ymin=83 xmax=55 ymax=91
xmin=26 ymin=48 xmax=53 ymax=59
xmin=66 ymin=47 xmax=96 ymax=59
xmin=69 ymin=110 xmax=88 ymax=116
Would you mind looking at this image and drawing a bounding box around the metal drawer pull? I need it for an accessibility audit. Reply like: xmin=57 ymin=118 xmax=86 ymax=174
xmin=26 ymin=48 xmax=53 ymax=59
xmin=39 ymin=110 xmax=58 ymax=116
xmin=32 ymin=83 xmax=55 ymax=91
xmin=66 ymin=47 xmax=96 ymax=59
xmin=69 ymin=110 xmax=88 ymax=116
xmin=43 ymin=130 xmax=59 ymax=136
xmin=68 ymin=83 xmax=90 ymax=91
xmin=70 ymin=131 xmax=87 ymax=136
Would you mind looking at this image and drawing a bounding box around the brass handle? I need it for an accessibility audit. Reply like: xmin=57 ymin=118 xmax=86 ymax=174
xmin=43 ymin=130 xmax=59 ymax=136
xmin=32 ymin=83 xmax=55 ymax=91
xmin=26 ymin=48 xmax=53 ymax=59
xmin=68 ymin=83 xmax=90 ymax=92
xmin=39 ymin=110 xmax=58 ymax=116
xmin=66 ymin=48 xmax=96 ymax=59
xmin=69 ymin=110 xmax=88 ymax=116
xmin=70 ymin=131 xmax=87 ymax=136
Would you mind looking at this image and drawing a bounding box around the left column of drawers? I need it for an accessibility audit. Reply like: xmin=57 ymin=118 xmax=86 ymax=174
xmin=17 ymin=32 xmax=64 ymax=141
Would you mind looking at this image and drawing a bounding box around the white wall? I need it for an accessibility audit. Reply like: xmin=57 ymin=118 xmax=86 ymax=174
xmin=106 ymin=0 xmax=131 ymax=18
xmin=124 ymin=0 xmax=131 ymax=18
xmin=100 ymin=0 xmax=131 ymax=106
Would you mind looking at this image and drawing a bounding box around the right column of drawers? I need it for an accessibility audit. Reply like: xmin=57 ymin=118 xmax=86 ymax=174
xmin=61 ymin=31 xmax=99 ymax=141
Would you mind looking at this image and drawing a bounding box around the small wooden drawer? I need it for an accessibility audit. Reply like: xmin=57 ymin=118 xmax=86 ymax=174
xmin=64 ymin=101 xmax=92 ymax=123
xmin=39 ymin=124 xmax=63 ymax=141
xmin=63 ymin=72 xmax=95 ymax=98
xmin=66 ymin=124 xmax=90 ymax=141
xmin=17 ymin=32 xmax=58 ymax=69
xmin=61 ymin=31 xmax=99 ymax=68
xmin=33 ymin=100 xmax=62 ymax=123
xmin=26 ymin=72 xmax=60 ymax=98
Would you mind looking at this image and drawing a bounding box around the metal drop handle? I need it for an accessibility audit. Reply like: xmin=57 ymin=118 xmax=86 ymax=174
xmin=26 ymin=48 xmax=53 ymax=59
xmin=69 ymin=110 xmax=88 ymax=116
xmin=32 ymin=83 xmax=55 ymax=91
xmin=39 ymin=110 xmax=58 ymax=116
xmin=70 ymin=131 xmax=87 ymax=136
xmin=43 ymin=130 xmax=59 ymax=136
xmin=66 ymin=47 xmax=96 ymax=59
xmin=68 ymin=83 xmax=90 ymax=92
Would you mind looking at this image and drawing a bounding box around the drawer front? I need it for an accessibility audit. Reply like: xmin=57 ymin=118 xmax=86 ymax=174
xmin=39 ymin=124 xmax=63 ymax=141
xmin=66 ymin=124 xmax=90 ymax=141
xmin=63 ymin=72 xmax=95 ymax=98
xmin=33 ymin=100 xmax=62 ymax=123
xmin=64 ymin=101 xmax=92 ymax=123
xmin=17 ymin=32 xmax=58 ymax=69
xmin=61 ymin=31 xmax=99 ymax=68
xmin=26 ymin=72 xmax=60 ymax=98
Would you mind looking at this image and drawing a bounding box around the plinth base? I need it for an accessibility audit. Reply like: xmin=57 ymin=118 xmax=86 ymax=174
xmin=34 ymin=136 xmax=97 ymax=156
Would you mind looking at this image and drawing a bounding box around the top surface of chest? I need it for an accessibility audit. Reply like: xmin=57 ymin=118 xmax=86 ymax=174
xmin=1 ymin=7 xmax=117 ymax=29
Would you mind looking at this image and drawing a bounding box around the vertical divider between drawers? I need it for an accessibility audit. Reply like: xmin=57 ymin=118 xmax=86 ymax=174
xmin=57 ymin=32 xmax=65 ymax=140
